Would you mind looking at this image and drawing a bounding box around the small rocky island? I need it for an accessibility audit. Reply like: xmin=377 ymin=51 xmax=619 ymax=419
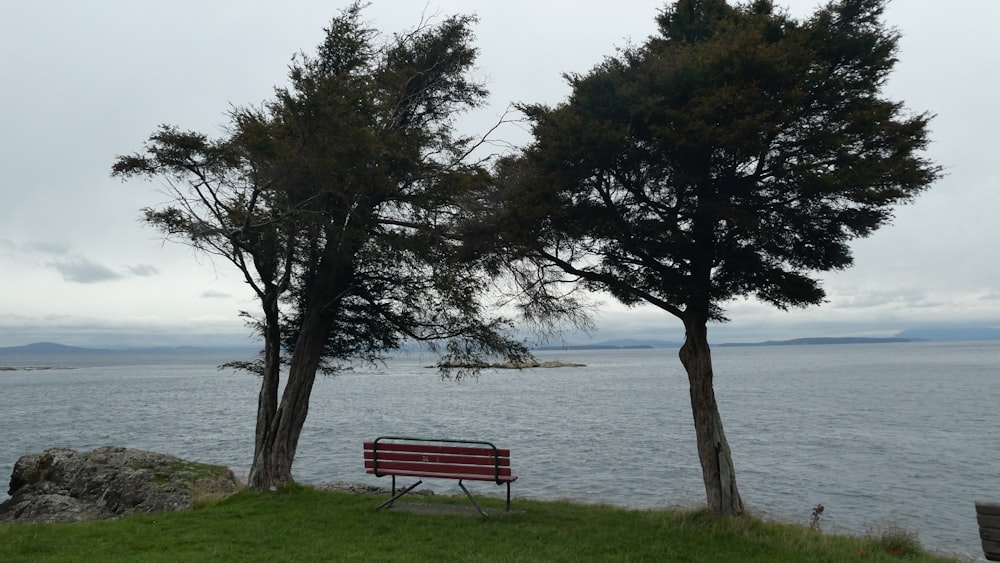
xmin=0 ymin=366 xmax=73 ymax=371
xmin=434 ymin=360 xmax=585 ymax=369
xmin=0 ymin=446 xmax=240 ymax=523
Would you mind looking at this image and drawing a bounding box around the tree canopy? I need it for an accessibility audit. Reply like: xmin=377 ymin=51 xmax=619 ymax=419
xmin=113 ymin=3 xmax=528 ymax=488
xmin=507 ymin=0 xmax=938 ymax=322
xmin=496 ymin=0 xmax=940 ymax=514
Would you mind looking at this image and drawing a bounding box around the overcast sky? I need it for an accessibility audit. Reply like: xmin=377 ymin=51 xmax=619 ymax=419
xmin=1 ymin=1 xmax=997 ymax=348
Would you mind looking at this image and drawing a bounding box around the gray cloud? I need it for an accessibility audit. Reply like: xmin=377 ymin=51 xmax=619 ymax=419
xmin=201 ymin=290 xmax=231 ymax=299
xmin=42 ymin=256 xmax=159 ymax=283
xmin=48 ymin=258 xmax=123 ymax=284
xmin=126 ymin=264 xmax=159 ymax=277
xmin=0 ymin=239 xmax=14 ymax=259
xmin=25 ymin=241 xmax=71 ymax=255
xmin=833 ymin=288 xmax=931 ymax=309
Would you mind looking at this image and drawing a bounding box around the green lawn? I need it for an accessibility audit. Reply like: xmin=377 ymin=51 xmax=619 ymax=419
xmin=0 ymin=484 xmax=962 ymax=562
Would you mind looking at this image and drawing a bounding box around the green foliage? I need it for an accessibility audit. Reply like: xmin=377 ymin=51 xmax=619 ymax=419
xmin=491 ymin=0 xmax=941 ymax=518
xmin=502 ymin=0 xmax=940 ymax=323
xmin=112 ymin=2 xmax=532 ymax=488
xmin=151 ymin=460 xmax=233 ymax=485
xmin=865 ymin=525 xmax=924 ymax=558
xmin=0 ymin=486 xmax=960 ymax=562
xmin=112 ymin=3 xmax=528 ymax=372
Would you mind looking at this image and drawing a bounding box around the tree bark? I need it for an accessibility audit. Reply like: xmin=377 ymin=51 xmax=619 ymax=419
xmin=678 ymin=317 xmax=744 ymax=516
xmin=247 ymin=248 xmax=352 ymax=489
xmin=247 ymin=290 xmax=283 ymax=489
xmin=247 ymin=299 xmax=336 ymax=488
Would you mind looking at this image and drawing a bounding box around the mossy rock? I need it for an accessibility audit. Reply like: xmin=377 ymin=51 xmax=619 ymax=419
xmin=1 ymin=446 xmax=242 ymax=523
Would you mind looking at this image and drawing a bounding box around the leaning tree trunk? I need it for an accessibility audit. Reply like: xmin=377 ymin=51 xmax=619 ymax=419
xmin=247 ymin=290 xmax=283 ymax=489
xmin=248 ymin=308 xmax=331 ymax=488
xmin=247 ymin=226 xmax=361 ymax=489
xmin=678 ymin=318 xmax=744 ymax=516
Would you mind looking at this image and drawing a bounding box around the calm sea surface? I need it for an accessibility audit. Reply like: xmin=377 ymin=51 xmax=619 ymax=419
xmin=1 ymin=341 xmax=997 ymax=560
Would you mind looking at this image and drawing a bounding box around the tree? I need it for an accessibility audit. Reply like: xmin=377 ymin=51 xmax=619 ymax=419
xmin=497 ymin=0 xmax=940 ymax=515
xmin=113 ymin=3 xmax=528 ymax=489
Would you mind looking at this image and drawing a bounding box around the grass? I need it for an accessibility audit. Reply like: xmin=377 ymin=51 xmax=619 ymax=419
xmin=0 ymin=484 xmax=962 ymax=562
xmin=150 ymin=460 xmax=236 ymax=485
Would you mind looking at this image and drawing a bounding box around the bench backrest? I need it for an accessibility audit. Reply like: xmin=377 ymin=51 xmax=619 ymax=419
xmin=364 ymin=438 xmax=513 ymax=482
xmin=979 ymin=500 xmax=1000 ymax=561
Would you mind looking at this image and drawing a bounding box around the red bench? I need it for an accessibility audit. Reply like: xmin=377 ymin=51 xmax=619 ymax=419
xmin=364 ymin=436 xmax=517 ymax=517
xmin=978 ymin=500 xmax=1000 ymax=561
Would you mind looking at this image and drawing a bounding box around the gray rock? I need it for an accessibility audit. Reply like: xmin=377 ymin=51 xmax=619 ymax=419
xmin=0 ymin=446 xmax=241 ymax=523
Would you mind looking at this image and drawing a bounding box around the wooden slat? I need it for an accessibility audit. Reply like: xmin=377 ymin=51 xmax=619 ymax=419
xmin=979 ymin=501 xmax=1000 ymax=516
xmin=363 ymin=439 xmax=518 ymax=487
xmin=364 ymin=450 xmax=510 ymax=467
xmin=365 ymin=468 xmax=518 ymax=483
xmin=364 ymin=441 xmax=509 ymax=458
xmin=365 ymin=459 xmax=512 ymax=478
xmin=983 ymin=538 xmax=1000 ymax=561
xmin=976 ymin=501 xmax=1000 ymax=560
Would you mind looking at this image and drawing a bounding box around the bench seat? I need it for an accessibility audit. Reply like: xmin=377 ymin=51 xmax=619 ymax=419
xmin=364 ymin=468 xmax=517 ymax=483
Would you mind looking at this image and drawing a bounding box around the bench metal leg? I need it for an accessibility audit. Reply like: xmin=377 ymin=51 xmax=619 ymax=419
xmin=377 ymin=479 xmax=423 ymax=511
xmin=458 ymin=480 xmax=489 ymax=518
xmin=506 ymin=482 xmax=511 ymax=512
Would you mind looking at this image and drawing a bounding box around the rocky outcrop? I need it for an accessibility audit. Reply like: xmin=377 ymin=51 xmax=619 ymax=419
xmin=0 ymin=446 xmax=241 ymax=523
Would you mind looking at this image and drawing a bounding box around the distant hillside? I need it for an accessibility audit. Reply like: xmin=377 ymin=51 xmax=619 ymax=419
xmin=892 ymin=327 xmax=1000 ymax=341
xmin=0 ymin=342 xmax=258 ymax=356
xmin=534 ymin=339 xmax=680 ymax=350
xmin=718 ymin=337 xmax=920 ymax=347
xmin=7 ymin=327 xmax=997 ymax=358
xmin=533 ymin=336 xmax=929 ymax=349
xmin=0 ymin=342 xmax=113 ymax=355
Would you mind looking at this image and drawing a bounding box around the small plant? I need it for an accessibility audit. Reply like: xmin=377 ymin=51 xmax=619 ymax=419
xmin=189 ymin=476 xmax=245 ymax=509
xmin=809 ymin=503 xmax=824 ymax=532
xmin=865 ymin=525 xmax=922 ymax=557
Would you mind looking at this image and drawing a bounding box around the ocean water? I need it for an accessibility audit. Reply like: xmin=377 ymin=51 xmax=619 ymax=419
xmin=1 ymin=341 xmax=997 ymax=560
